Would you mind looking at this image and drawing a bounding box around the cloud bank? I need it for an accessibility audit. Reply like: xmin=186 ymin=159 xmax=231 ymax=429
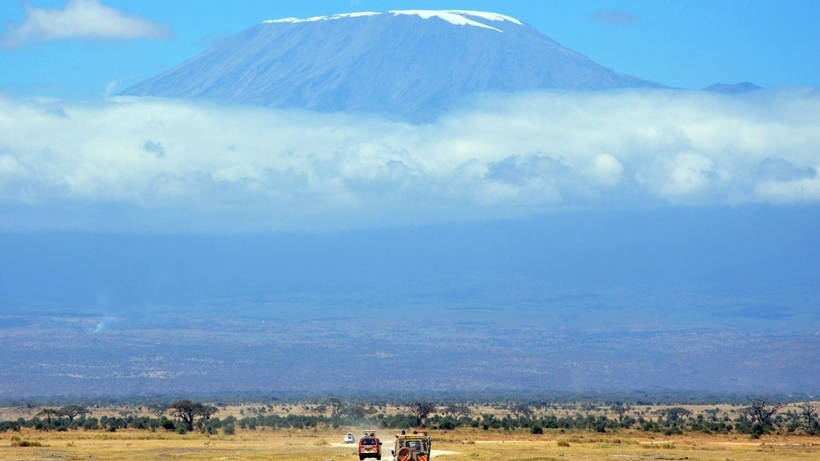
xmin=2 ymin=0 xmax=171 ymax=47
xmin=0 ymin=89 xmax=818 ymax=231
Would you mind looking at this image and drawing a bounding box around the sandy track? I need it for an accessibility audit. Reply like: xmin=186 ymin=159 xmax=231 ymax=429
xmin=430 ymin=449 xmax=460 ymax=456
xmin=330 ymin=442 xmax=460 ymax=457
xmin=474 ymin=440 xmax=527 ymax=443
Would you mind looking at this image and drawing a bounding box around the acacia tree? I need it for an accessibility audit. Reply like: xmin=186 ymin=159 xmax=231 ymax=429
xmin=798 ymin=403 xmax=817 ymax=434
xmin=313 ymin=404 xmax=328 ymax=415
xmin=36 ymin=408 xmax=61 ymax=430
xmin=327 ymin=398 xmax=345 ymax=418
xmin=611 ymin=404 xmax=629 ymax=421
xmin=746 ymin=399 xmax=785 ymax=427
xmin=662 ymin=407 xmax=692 ymax=424
xmin=168 ymin=400 xmax=216 ymax=430
xmin=199 ymin=405 xmax=219 ymax=421
xmin=512 ymin=403 xmax=533 ymax=418
xmin=414 ymin=402 xmax=435 ymax=426
xmin=59 ymin=405 xmax=90 ymax=421
xmin=147 ymin=404 xmax=167 ymax=419
xmin=345 ymin=404 xmax=367 ymax=419
xmin=444 ymin=404 xmax=471 ymax=419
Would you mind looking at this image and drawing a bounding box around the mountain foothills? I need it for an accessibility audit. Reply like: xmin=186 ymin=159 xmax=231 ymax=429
xmin=122 ymin=10 xmax=661 ymax=119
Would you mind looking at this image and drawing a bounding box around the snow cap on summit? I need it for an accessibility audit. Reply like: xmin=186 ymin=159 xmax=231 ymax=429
xmin=262 ymin=9 xmax=523 ymax=33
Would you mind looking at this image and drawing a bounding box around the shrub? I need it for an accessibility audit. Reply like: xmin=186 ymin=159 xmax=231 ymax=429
xmin=82 ymin=418 xmax=99 ymax=430
xmin=530 ymin=424 xmax=543 ymax=434
xmin=10 ymin=436 xmax=43 ymax=447
xmin=439 ymin=418 xmax=456 ymax=430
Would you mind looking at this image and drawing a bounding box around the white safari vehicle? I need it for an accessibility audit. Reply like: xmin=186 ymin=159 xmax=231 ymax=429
xmin=344 ymin=432 xmax=356 ymax=443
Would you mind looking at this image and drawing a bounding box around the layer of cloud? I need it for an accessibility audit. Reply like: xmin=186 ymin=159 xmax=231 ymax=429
xmin=2 ymin=0 xmax=171 ymax=47
xmin=0 ymin=88 xmax=818 ymax=231
xmin=588 ymin=9 xmax=640 ymax=25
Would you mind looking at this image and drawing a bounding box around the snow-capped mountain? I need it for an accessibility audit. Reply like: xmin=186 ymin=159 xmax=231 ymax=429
xmin=122 ymin=10 xmax=662 ymax=119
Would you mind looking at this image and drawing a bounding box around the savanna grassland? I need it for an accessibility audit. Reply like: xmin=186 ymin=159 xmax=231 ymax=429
xmin=1 ymin=400 xmax=819 ymax=460
xmin=1 ymin=427 xmax=820 ymax=461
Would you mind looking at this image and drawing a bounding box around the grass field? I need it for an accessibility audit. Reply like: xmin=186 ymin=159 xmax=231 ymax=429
xmin=1 ymin=427 xmax=819 ymax=460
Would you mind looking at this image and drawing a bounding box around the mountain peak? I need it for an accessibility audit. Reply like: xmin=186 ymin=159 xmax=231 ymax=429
xmin=122 ymin=10 xmax=661 ymax=120
xmin=262 ymin=10 xmax=523 ymax=33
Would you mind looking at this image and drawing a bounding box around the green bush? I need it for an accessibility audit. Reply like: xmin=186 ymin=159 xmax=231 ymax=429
xmin=10 ymin=436 xmax=43 ymax=447
xmin=439 ymin=418 xmax=456 ymax=430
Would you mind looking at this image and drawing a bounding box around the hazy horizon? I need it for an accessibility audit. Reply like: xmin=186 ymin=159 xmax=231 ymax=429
xmin=1 ymin=1 xmax=818 ymax=399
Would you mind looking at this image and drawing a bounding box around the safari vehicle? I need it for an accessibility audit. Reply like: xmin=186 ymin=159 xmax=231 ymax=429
xmin=391 ymin=430 xmax=431 ymax=461
xmin=344 ymin=432 xmax=355 ymax=443
xmin=358 ymin=430 xmax=382 ymax=460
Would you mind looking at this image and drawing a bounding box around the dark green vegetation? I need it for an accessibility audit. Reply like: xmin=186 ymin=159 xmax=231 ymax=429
xmin=1 ymin=401 xmax=232 ymax=436
xmin=1 ymin=399 xmax=817 ymax=438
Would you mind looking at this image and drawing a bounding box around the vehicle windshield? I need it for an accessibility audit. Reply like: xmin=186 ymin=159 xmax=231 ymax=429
xmin=361 ymin=438 xmax=377 ymax=445
xmin=406 ymin=440 xmax=422 ymax=450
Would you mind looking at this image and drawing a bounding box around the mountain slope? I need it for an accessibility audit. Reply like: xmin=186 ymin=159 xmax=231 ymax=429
xmin=122 ymin=10 xmax=662 ymax=119
xmin=704 ymin=81 xmax=762 ymax=94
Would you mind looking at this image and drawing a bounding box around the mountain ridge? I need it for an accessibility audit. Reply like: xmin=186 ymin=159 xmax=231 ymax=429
xmin=121 ymin=9 xmax=663 ymax=120
xmin=704 ymin=81 xmax=762 ymax=94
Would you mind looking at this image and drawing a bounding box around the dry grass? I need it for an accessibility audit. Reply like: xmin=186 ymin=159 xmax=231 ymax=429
xmin=0 ymin=427 xmax=818 ymax=460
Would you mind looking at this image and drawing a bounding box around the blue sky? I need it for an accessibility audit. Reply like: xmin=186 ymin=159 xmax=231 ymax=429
xmin=0 ymin=1 xmax=818 ymax=233
xmin=0 ymin=0 xmax=819 ymax=98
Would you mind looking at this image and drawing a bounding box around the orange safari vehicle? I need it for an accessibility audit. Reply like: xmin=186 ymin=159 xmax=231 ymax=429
xmin=358 ymin=430 xmax=382 ymax=460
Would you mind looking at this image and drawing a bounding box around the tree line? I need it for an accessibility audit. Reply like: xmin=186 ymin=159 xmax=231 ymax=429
xmin=0 ymin=400 xmax=229 ymax=435
xmin=1 ymin=399 xmax=817 ymax=437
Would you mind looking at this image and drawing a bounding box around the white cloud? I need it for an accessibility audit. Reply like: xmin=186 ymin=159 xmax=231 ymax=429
xmin=0 ymin=88 xmax=818 ymax=231
xmin=637 ymin=151 xmax=726 ymax=200
xmin=2 ymin=0 xmax=171 ymax=47
xmin=755 ymin=176 xmax=820 ymax=203
xmin=585 ymin=154 xmax=623 ymax=186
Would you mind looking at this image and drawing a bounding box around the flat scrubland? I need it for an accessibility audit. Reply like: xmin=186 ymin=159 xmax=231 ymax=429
xmin=3 ymin=401 xmax=816 ymax=420
xmin=1 ymin=427 xmax=819 ymax=461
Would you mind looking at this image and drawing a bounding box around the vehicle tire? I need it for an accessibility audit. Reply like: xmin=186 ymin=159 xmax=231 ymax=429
xmin=397 ymin=447 xmax=414 ymax=461
xmin=359 ymin=455 xmax=364 ymax=461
